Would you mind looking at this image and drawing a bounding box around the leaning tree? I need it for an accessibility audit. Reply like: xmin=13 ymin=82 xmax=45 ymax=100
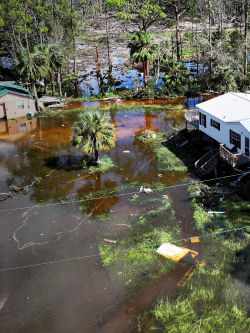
xmin=14 ymin=46 xmax=49 ymax=111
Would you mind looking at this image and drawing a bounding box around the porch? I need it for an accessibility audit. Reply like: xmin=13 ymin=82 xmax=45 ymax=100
xmin=219 ymin=144 xmax=250 ymax=167
xmin=184 ymin=109 xmax=199 ymax=129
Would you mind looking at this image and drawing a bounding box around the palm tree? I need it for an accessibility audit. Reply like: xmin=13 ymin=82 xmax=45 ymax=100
xmin=162 ymin=58 xmax=191 ymax=95
xmin=128 ymin=32 xmax=156 ymax=85
xmin=37 ymin=44 xmax=65 ymax=96
xmin=15 ymin=46 xmax=49 ymax=111
xmin=71 ymin=111 xmax=116 ymax=163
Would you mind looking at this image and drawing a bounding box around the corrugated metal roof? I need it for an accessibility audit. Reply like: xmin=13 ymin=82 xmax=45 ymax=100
xmin=0 ymin=84 xmax=34 ymax=99
xmin=196 ymin=92 xmax=250 ymax=122
xmin=0 ymin=81 xmax=16 ymax=86
xmin=240 ymin=119 xmax=250 ymax=132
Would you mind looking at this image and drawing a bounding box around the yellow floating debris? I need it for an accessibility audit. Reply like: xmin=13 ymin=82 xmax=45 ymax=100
xmin=123 ymin=150 xmax=130 ymax=153
xmin=191 ymin=237 xmax=200 ymax=243
xmin=177 ymin=265 xmax=197 ymax=287
xmin=104 ymin=238 xmax=117 ymax=244
xmin=156 ymin=243 xmax=198 ymax=262
xmin=114 ymin=224 xmax=131 ymax=227
xmin=144 ymin=188 xmax=153 ymax=193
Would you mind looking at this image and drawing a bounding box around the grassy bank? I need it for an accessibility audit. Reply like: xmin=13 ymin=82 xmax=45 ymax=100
xmin=137 ymin=128 xmax=207 ymax=173
xmin=138 ymin=182 xmax=250 ymax=332
xmin=139 ymin=260 xmax=250 ymax=332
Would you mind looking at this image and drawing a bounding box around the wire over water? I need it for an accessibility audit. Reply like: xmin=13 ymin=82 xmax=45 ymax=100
xmin=0 ymin=171 xmax=249 ymax=213
xmin=1 ymin=225 xmax=249 ymax=273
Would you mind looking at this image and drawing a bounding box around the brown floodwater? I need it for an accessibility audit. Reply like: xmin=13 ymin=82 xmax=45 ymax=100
xmin=0 ymin=100 xmax=209 ymax=333
xmin=64 ymin=94 xmax=213 ymax=111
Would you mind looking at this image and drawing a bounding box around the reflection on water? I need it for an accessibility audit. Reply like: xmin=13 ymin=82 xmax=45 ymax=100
xmin=0 ymin=103 xmax=207 ymax=333
xmin=0 ymin=118 xmax=37 ymax=140
xmin=64 ymin=94 xmax=214 ymax=111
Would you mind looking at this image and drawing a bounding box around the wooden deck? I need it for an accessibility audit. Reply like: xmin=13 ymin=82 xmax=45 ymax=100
xmin=184 ymin=110 xmax=199 ymax=129
xmin=219 ymin=144 xmax=250 ymax=167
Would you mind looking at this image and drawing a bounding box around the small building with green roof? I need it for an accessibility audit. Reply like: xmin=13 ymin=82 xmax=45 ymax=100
xmin=0 ymin=82 xmax=36 ymax=119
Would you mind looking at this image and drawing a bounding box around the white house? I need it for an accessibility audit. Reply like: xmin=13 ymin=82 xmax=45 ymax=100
xmin=185 ymin=92 xmax=250 ymax=172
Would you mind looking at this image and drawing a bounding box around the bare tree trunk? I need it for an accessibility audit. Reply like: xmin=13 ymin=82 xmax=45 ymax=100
xmin=98 ymin=0 xmax=102 ymax=13
xmin=24 ymin=21 xmax=29 ymax=51
xmin=31 ymin=80 xmax=40 ymax=112
xmin=244 ymin=0 xmax=248 ymax=75
xmin=209 ymin=6 xmax=212 ymax=73
xmin=95 ymin=46 xmax=105 ymax=95
xmin=70 ymin=0 xmax=79 ymax=97
xmin=172 ymin=35 xmax=174 ymax=59
xmin=58 ymin=68 xmax=62 ymax=96
xmin=105 ymin=4 xmax=113 ymax=87
xmin=176 ymin=15 xmax=180 ymax=61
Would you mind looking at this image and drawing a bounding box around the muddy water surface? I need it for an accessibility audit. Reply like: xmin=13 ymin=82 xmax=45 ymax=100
xmin=0 ymin=100 xmax=210 ymax=332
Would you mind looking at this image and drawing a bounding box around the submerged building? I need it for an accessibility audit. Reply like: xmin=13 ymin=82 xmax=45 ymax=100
xmin=0 ymin=82 xmax=36 ymax=119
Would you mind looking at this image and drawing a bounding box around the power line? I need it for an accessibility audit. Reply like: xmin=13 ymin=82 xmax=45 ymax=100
xmin=0 ymin=170 xmax=249 ymax=213
xmin=0 ymin=225 xmax=249 ymax=273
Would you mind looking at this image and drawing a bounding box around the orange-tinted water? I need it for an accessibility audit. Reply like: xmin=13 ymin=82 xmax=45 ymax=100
xmin=0 ymin=102 xmax=205 ymax=332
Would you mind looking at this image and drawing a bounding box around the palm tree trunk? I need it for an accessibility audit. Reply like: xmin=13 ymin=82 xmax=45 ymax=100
xmin=95 ymin=149 xmax=99 ymax=163
xmin=175 ymin=14 xmax=180 ymax=61
xmin=44 ymin=78 xmax=48 ymax=95
xmin=58 ymin=68 xmax=62 ymax=96
xmin=51 ymin=72 xmax=55 ymax=97
xmin=93 ymin=136 xmax=100 ymax=163
xmin=143 ymin=61 xmax=147 ymax=86
xmin=31 ymin=80 xmax=40 ymax=112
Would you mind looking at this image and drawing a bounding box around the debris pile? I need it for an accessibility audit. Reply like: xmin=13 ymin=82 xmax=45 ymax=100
xmin=10 ymin=177 xmax=42 ymax=194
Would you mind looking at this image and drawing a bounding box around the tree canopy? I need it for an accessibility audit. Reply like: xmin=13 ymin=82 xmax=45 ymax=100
xmin=71 ymin=111 xmax=116 ymax=162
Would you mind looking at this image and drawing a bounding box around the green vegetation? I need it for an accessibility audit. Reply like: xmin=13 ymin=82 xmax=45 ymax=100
xmin=97 ymin=192 xmax=180 ymax=301
xmin=139 ymin=182 xmax=250 ymax=332
xmin=1 ymin=0 xmax=249 ymax=101
xmin=137 ymin=128 xmax=207 ymax=173
xmin=71 ymin=110 xmax=115 ymax=163
xmin=138 ymin=262 xmax=250 ymax=332
xmin=88 ymin=156 xmax=114 ymax=174
xmin=129 ymin=194 xmax=139 ymax=202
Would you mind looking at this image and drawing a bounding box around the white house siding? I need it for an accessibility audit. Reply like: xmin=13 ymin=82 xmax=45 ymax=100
xmin=0 ymin=92 xmax=36 ymax=119
xmin=198 ymin=109 xmax=250 ymax=154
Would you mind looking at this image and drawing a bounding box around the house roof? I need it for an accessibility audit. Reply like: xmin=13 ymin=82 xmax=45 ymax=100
xmin=196 ymin=92 xmax=250 ymax=123
xmin=0 ymin=84 xmax=34 ymax=99
xmin=240 ymin=119 xmax=250 ymax=132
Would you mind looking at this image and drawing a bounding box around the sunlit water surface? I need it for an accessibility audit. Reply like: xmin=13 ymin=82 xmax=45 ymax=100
xmin=0 ymin=98 xmax=212 ymax=332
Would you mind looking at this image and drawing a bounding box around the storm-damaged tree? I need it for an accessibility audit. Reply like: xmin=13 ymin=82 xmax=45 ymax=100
xmin=14 ymin=46 xmax=49 ymax=111
xmin=128 ymin=32 xmax=157 ymax=85
xmin=71 ymin=111 xmax=116 ymax=163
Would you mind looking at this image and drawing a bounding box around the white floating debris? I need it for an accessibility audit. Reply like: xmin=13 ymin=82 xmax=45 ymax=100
xmin=139 ymin=186 xmax=153 ymax=193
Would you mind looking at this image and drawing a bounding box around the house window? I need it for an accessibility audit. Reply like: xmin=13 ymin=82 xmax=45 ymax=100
xmin=17 ymin=100 xmax=24 ymax=110
xmin=230 ymin=130 xmax=241 ymax=149
xmin=210 ymin=119 xmax=220 ymax=130
xmin=199 ymin=112 xmax=206 ymax=128
xmin=19 ymin=122 xmax=27 ymax=132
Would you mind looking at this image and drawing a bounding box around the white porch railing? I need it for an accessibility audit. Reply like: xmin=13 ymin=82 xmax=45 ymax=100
xmin=219 ymin=144 xmax=250 ymax=167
